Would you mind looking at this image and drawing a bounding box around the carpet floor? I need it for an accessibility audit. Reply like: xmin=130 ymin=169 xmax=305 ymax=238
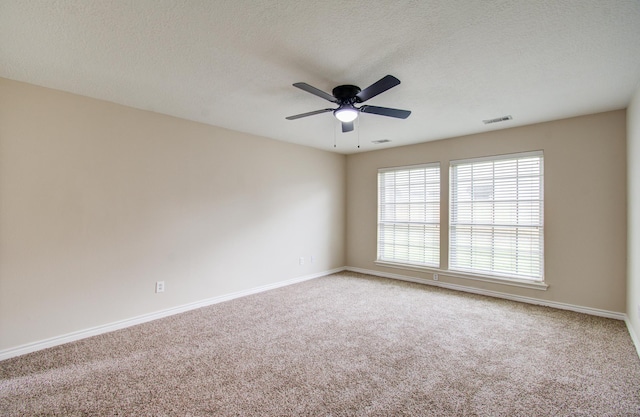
xmin=1 ymin=272 xmax=639 ymax=416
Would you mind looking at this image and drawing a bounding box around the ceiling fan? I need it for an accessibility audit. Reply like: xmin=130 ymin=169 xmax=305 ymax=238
xmin=286 ymin=75 xmax=411 ymax=132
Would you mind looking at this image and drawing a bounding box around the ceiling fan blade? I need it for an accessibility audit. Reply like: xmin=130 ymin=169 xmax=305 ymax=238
xmin=342 ymin=121 xmax=354 ymax=132
xmin=286 ymin=108 xmax=334 ymax=120
xmin=293 ymin=83 xmax=337 ymax=102
xmin=360 ymin=105 xmax=411 ymax=119
xmin=355 ymin=75 xmax=401 ymax=103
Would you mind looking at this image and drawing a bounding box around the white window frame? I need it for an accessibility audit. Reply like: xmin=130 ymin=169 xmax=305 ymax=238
xmin=377 ymin=162 xmax=441 ymax=268
xmin=449 ymin=151 xmax=544 ymax=282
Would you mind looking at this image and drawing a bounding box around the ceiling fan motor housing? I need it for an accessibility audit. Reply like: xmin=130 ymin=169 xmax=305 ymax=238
xmin=332 ymin=85 xmax=361 ymax=103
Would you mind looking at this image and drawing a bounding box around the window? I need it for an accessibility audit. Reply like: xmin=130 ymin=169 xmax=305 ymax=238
xmin=449 ymin=152 xmax=544 ymax=280
xmin=377 ymin=163 xmax=440 ymax=267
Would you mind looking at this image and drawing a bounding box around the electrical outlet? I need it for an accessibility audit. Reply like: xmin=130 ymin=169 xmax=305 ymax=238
xmin=155 ymin=281 xmax=165 ymax=293
xmin=433 ymin=273 xmax=439 ymax=281
xmin=299 ymin=257 xmax=305 ymax=265
xmin=310 ymin=255 xmax=315 ymax=264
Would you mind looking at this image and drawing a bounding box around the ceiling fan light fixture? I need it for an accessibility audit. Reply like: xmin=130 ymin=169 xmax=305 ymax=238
xmin=334 ymin=106 xmax=359 ymax=123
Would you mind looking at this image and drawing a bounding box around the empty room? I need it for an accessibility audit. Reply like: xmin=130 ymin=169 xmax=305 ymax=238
xmin=2 ymin=1 xmax=640 ymax=415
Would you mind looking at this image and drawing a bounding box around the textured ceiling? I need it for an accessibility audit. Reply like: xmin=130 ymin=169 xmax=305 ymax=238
xmin=2 ymin=1 xmax=640 ymax=154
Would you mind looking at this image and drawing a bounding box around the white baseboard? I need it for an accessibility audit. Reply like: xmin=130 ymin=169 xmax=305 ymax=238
xmin=354 ymin=266 xmax=640 ymax=358
xmin=346 ymin=266 xmax=626 ymax=321
xmin=625 ymin=316 xmax=640 ymax=359
xmin=0 ymin=267 xmax=345 ymax=362
xmin=5 ymin=266 xmax=636 ymax=362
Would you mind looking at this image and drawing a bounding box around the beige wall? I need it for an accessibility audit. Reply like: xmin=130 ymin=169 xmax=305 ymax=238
xmin=0 ymin=76 xmax=632 ymax=354
xmin=0 ymin=78 xmax=346 ymax=351
xmin=628 ymin=85 xmax=640 ymax=342
xmin=346 ymin=111 xmax=627 ymax=312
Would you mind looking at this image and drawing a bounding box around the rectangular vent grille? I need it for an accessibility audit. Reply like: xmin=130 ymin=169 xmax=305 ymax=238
xmin=372 ymin=139 xmax=391 ymax=144
xmin=482 ymin=115 xmax=512 ymax=125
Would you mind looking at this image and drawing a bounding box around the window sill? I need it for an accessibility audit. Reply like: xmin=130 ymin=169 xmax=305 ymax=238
xmin=374 ymin=261 xmax=549 ymax=291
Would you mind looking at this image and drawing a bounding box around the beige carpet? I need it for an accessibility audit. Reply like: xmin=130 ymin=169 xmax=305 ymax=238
xmin=1 ymin=272 xmax=639 ymax=416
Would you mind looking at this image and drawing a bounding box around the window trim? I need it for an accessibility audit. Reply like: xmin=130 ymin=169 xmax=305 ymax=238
xmin=374 ymin=151 xmax=546 ymax=289
xmin=448 ymin=150 xmax=543 ymax=166
xmin=448 ymin=150 xmax=544 ymax=282
xmin=374 ymin=260 xmax=548 ymax=290
xmin=377 ymin=162 xmax=441 ymax=268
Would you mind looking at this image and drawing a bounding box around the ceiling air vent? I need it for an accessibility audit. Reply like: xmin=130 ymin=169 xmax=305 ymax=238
xmin=372 ymin=139 xmax=391 ymax=144
xmin=482 ymin=115 xmax=512 ymax=125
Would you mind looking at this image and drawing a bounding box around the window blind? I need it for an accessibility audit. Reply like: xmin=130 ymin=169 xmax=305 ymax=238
xmin=449 ymin=152 xmax=544 ymax=280
xmin=378 ymin=163 xmax=440 ymax=267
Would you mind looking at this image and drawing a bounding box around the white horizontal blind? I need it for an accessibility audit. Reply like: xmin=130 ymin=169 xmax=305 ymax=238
xmin=449 ymin=152 xmax=544 ymax=280
xmin=378 ymin=163 xmax=440 ymax=267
